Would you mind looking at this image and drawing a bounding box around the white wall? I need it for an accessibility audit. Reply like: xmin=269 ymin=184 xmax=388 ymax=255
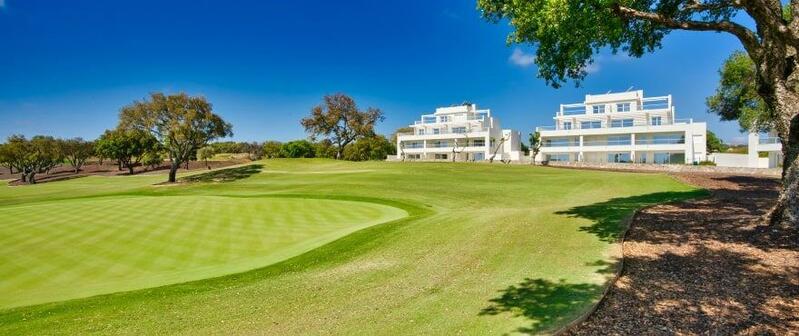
xmin=710 ymin=153 xmax=769 ymax=168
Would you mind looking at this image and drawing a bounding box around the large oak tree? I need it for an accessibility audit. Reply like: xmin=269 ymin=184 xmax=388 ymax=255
xmin=479 ymin=0 xmax=799 ymax=226
xmin=301 ymin=94 xmax=384 ymax=160
xmin=118 ymin=93 xmax=232 ymax=183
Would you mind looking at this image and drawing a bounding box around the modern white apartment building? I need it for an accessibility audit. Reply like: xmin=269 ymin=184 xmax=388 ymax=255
xmin=396 ymin=103 xmax=523 ymax=161
xmin=535 ymin=90 xmax=707 ymax=164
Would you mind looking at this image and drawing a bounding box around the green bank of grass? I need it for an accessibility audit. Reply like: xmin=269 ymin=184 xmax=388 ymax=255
xmin=0 ymin=160 xmax=705 ymax=335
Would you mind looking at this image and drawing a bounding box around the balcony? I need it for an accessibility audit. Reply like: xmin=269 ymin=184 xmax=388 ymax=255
xmin=537 ymin=118 xmax=692 ymax=132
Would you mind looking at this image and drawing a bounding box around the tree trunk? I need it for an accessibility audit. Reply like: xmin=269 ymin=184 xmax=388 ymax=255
xmin=168 ymin=160 xmax=179 ymax=183
xmin=27 ymin=172 xmax=36 ymax=184
xmin=766 ymin=84 xmax=799 ymax=226
xmin=128 ymin=165 xmax=134 ymax=175
xmin=20 ymin=171 xmax=26 ymax=182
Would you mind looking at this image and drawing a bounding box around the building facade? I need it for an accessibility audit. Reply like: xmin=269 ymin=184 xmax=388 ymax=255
xmin=535 ymin=90 xmax=707 ymax=164
xmin=396 ymin=103 xmax=522 ymax=161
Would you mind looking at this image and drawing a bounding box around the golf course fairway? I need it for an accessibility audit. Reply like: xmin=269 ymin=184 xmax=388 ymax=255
xmin=0 ymin=160 xmax=705 ymax=335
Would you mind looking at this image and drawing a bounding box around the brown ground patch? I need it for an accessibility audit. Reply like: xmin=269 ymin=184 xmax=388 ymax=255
xmin=566 ymin=173 xmax=799 ymax=335
xmin=2 ymin=159 xmax=249 ymax=185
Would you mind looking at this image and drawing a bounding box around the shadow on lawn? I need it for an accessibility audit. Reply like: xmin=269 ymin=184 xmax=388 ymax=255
xmin=180 ymin=164 xmax=263 ymax=183
xmin=479 ymin=278 xmax=604 ymax=333
xmin=555 ymin=190 xmax=707 ymax=243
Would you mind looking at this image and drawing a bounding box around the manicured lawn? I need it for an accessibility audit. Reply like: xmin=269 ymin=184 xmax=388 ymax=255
xmin=0 ymin=160 xmax=704 ymax=335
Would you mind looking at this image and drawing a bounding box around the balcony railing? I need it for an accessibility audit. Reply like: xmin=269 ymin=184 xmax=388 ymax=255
xmin=538 ymin=118 xmax=692 ymax=132
xmin=584 ymin=139 xmax=632 ymax=146
xmin=543 ymin=141 xmax=579 ymax=147
xmin=635 ymin=138 xmax=685 ymax=145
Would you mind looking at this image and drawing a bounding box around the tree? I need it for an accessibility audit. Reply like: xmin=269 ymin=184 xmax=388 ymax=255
xmin=707 ymin=51 xmax=772 ymax=133
xmin=478 ymin=1 xmax=799 ymax=225
xmin=280 ymin=140 xmax=316 ymax=158
xmin=118 ymin=93 xmax=233 ymax=183
xmin=706 ymin=130 xmax=728 ymax=153
xmin=529 ymin=131 xmax=542 ymax=165
xmin=95 ymin=129 xmax=159 ymax=174
xmin=57 ymin=138 xmax=94 ymax=173
xmin=314 ymin=139 xmax=338 ymax=159
xmin=141 ymin=150 xmax=164 ymax=171
xmin=197 ymin=146 xmax=216 ymax=169
xmin=301 ymin=93 xmax=384 ymax=160
xmin=343 ymin=135 xmax=395 ymax=161
xmin=488 ymin=135 xmax=507 ymax=163
xmin=262 ymin=141 xmax=283 ymax=159
xmin=6 ymin=135 xmax=62 ymax=184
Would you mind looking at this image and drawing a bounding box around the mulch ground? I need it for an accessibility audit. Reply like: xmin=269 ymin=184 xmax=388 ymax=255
xmin=567 ymin=173 xmax=799 ymax=335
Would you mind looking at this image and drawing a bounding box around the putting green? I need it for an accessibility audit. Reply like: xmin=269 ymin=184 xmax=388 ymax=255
xmin=0 ymin=195 xmax=407 ymax=308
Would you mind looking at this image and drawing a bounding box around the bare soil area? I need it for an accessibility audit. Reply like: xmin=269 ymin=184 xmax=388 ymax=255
xmin=1 ymin=159 xmax=249 ymax=185
xmin=567 ymin=173 xmax=799 ymax=335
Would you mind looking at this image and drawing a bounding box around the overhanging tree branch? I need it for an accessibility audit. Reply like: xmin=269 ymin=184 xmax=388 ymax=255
xmin=614 ymin=4 xmax=762 ymax=57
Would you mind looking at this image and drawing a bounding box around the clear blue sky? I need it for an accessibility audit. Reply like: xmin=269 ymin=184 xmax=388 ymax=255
xmin=0 ymin=0 xmax=751 ymax=144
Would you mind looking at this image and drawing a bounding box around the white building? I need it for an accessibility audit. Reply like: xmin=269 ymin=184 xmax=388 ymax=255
xmin=396 ymin=103 xmax=523 ymax=161
xmin=535 ymin=90 xmax=707 ymax=164
xmin=710 ymin=132 xmax=783 ymax=168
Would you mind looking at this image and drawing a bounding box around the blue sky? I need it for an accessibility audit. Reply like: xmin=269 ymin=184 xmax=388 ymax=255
xmin=0 ymin=0 xmax=752 ymax=144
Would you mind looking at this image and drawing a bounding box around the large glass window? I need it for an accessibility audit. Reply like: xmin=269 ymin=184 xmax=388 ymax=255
xmin=653 ymin=152 xmax=685 ymax=164
xmin=544 ymin=138 xmax=576 ymax=147
xmin=608 ymin=152 xmax=632 ymax=163
xmin=592 ymin=105 xmax=606 ymax=114
xmin=547 ymin=154 xmax=570 ymax=162
xmin=617 ymin=103 xmax=631 ymax=112
xmin=439 ymin=116 xmax=449 ymax=122
xmin=417 ymin=129 xmax=425 ymax=135
xmin=563 ymin=122 xmax=572 ymax=130
xmin=610 ymin=119 xmax=634 ymax=128
xmin=607 ymin=135 xmax=632 ymax=145
xmin=433 ymin=128 xmax=441 ymax=135
xmin=452 ymin=127 xmax=466 ymax=134
xmin=423 ymin=116 xmax=436 ymax=124
xmin=472 ymin=139 xmax=485 ymax=147
xmin=581 ymin=121 xmax=602 ymax=129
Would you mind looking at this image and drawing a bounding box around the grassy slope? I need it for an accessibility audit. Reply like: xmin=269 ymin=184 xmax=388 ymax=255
xmin=0 ymin=160 xmax=704 ymax=335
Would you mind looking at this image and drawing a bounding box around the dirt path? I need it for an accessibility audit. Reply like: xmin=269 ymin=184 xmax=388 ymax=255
xmin=567 ymin=173 xmax=799 ymax=335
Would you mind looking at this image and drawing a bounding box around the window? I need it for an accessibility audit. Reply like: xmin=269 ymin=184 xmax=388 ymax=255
xmin=407 ymin=154 xmax=421 ymax=159
xmin=474 ymin=153 xmax=485 ymax=161
xmin=434 ymin=154 xmax=448 ymax=160
xmin=439 ymin=116 xmax=449 ymax=122
xmin=592 ymin=105 xmax=606 ymax=114
xmin=563 ymin=122 xmax=572 ymax=130
xmin=547 ymin=154 xmax=570 ymax=162
xmin=431 ymin=141 xmax=448 ymax=148
xmin=417 ymin=129 xmax=425 ymax=135
xmin=452 ymin=127 xmax=467 ymax=134
xmin=423 ymin=116 xmax=436 ymax=124
xmin=433 ymin=128 xmax=440 ymax=135
xmin=473 ymin=139 xmax=485 ymax=147
xmin=653 ymin=152 xmax=685 ymax=164
xmin=581 ymin=121 xmax=602 ymax=129
xmin=405 ymin=142 xmax=423 ymax=149
xmin=607 ymin=152 xmax=632 ymax=163
xmin=544 ymin=138 xmax=576 ymax=147
xmin=610 ymin=119 xmax=634 ymax=128
xmin=607 ymin=135 xmax=632 ymax=145
xmin=616 ymin=103 xmax=631 ymax=112
xmin=636 ymin=153 xmax=647 ymax=163
xmin=651 ymin=116 xmax=662 ymax=126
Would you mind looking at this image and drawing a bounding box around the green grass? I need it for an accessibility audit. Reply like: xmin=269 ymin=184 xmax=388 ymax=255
xmin=0 ymin=159 xmax=705 ymax=335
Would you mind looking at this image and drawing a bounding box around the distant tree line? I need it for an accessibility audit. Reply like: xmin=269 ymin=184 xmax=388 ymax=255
xmin=0 ymin=92 xmax=395 ymax=184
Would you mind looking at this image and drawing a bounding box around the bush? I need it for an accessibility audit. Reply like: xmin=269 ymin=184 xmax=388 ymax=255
xmin=698 ymin=160 xmax=716 ymax=166
xmin=262 ymin=141 xmax=282 ymax=159
xmin=343 ymin=135 xmax=394 ymax=161
xmin=280 ymin=140 xmax=315 ymax=158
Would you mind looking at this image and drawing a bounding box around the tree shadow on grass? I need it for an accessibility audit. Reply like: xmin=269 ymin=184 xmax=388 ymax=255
xmin=479 ymin=278 xmax=604 ymax=334
xmin=555 ymin=190 xmax=707 ymax=243
xmin=179 ymin=164 xmax=263 ymax=183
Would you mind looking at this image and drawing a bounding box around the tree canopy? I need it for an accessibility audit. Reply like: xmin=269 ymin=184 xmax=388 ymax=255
xmin=95 ymin=129 xmax=160 ymax=174
xmin=118 ymin=93 xmax=232 ymax=182
xmin=301 ymin=94 xmax=384 ymax=159
xmin=706 ymin=51 xmax=772 ymax=133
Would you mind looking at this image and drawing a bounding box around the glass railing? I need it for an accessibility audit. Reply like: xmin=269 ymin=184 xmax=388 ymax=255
xmin=635 ymin=138 xmax=685 ymax=145
xmin=543 ymin=141 xmax=579 ymax=147
xmin=759 ymin=137 xmax=781 ymax=145
xmin=583 ymin=139 xmax=632 ymax=146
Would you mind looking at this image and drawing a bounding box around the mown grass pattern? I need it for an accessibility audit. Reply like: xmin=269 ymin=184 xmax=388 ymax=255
xmin=0 ymin=159 xmax=702 ymax=335
xmin=0 ymin=195 xmax=406 ymax=308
